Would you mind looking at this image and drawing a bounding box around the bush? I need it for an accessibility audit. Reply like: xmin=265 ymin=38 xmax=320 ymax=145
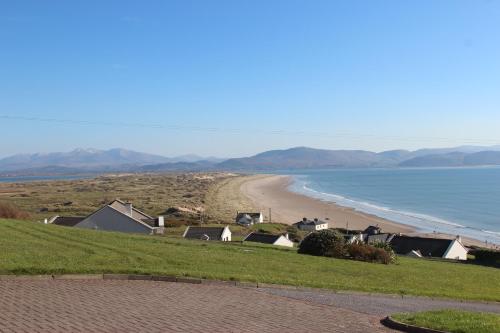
xmin=286 ymin=226 xmax=304 ymax=243
xmin=0 ymin=201 xmax=31 ymax=220
xmin=298 ymin=230 xmax=345 ymax=257
xmin=472 ymin=249 xmax=500 ymax=267
xmin=372 ymin=241 xmax=397 ymax=263
xmin=347 ymin=243 xmax=394 ymax=264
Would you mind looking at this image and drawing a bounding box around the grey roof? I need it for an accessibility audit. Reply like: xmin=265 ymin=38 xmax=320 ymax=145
xmin=366 ymin=233 xmax=394 ymax=244
xmin=244 ymin=233 xmax=281 ymax=244
xmin=51 ymin=216 xmax=85 ymax=227
xmin=108 ymin=199 xmax=153 ymax=221
xmin=183 ymin=226 xmax=226 ymax=240
xmin=389 ymin=236 xmax=454 ymax=258
xmin=294 ymin=218 xmax=327 ymax=226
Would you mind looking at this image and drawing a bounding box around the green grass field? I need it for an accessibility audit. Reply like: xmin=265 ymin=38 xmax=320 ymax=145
xmin=1 ymin=219 xmax=500 ymax=301
xmin=393 ymin=310 xmax=500 ymax=333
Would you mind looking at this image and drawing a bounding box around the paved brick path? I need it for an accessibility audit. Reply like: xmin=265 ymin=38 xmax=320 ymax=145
xmin=259 ymin=287 xmax=500 ymax=317
xmin=0 ymin=279 xmax=391 ymax=333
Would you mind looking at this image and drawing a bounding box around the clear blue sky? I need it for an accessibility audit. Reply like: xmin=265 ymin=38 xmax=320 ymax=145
xmin=1 ymin=0 xmax=500 ymax=158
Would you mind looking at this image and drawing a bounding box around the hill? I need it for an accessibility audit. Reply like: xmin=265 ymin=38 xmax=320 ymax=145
xmin=400 ymin=151 xmax=500 ymax=167
xmin=217 ymin=147 xmax=389 ymax=170
xmin=0 ymin=148 xmax=225 ymax=173
xmin=0 ymin=148 xmax=171 ymax=171
xmin=1 ymin=218 xmax=499 ymax=301
xmin=218 ymin=146 xmax=500 ymax=170
xmin=2 ymin=145 xmax=500 ymax=174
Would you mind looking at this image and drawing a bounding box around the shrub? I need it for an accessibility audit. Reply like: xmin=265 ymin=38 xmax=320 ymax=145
xmin=347 ymin=243 xmax=393 ymax=264
xmin=298 ymin=230 xmax=346 ymax=257
xmin=0 ymin=201 xmax=31 ymax=220
xmin=372 ymin=241 xmax=397 ymax=263
xmin=472 ymin=249 xmax=500 ymax=267
xmin=286 ymin=226 xmax=303 ymax=243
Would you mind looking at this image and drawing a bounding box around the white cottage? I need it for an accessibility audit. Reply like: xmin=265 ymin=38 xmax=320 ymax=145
xmin=50 ymin=199 xmax=164 ymax=234
xmin=389 ymin=235 xmax=468 ymax=260
xmin=293 ymin=218 xmax=328 ymax=231
xmin=243 ymin=232 xmax=294 ymax=248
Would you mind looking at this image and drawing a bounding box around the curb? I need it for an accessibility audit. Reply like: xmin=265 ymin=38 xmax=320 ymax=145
xmin=381 ymin=316 xmax=450 ymax=333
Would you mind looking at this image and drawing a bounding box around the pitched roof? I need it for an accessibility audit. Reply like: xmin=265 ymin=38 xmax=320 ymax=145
xmin=79 ymin=199 xmax=155 ymax=231
xmin=51 ymin=216 xmax=85 ymax=227
xmin=244 ymin=232 xmax=281 ymax=244
xmin=183 ymin=226 xmax=227 ymax=240
xmin=294 ymin=218 xmax=327 ymax=226
xmin=108 ymin=199 xmax=153 ymax=221
xmin=367 ymin=233 xmax=394 ymax=244
xmin=389 ymin=236 xmax=454 ymax=258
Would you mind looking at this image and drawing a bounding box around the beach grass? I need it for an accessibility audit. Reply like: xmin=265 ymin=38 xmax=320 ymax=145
xmin=392 ymin=310 xmax=500 ymax=333
xmin=1 ymin=219 xmax=499 ymax=302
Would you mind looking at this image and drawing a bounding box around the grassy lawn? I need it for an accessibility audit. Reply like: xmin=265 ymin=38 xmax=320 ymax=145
xmin=1 ymin=219 xmax=500 ymax=301
xmin=392 ymin=310 xmax=500 ymax=333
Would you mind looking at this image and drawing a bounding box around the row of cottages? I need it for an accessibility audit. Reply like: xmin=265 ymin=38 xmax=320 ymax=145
xmin=49 ymin=199 xmax=165 ymax=234
xmin=360 ymin=225 xmax=468 ymax=261
xmin=294 ymin=217 xmax=329 ymax=231
xmin=235 ymin=212 xmax=264 ymax=226
xmin=183 ymin=226 xmax=294 ymax=247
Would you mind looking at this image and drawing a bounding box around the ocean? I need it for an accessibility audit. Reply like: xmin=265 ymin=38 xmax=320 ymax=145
xmin=286 ymin=167 xmax=500 ymax=245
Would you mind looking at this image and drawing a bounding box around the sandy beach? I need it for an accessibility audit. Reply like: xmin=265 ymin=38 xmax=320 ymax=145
xmin=239 ymin=174 xmax=492 ymax=248
xmin=240 ymin=175 xmax=414 ymax=233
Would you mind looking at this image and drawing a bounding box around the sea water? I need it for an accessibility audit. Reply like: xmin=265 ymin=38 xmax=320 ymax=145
xmin=286 ymin=167 xmax=500 ymax=245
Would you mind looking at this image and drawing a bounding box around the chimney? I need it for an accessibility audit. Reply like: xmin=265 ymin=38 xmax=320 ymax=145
xmin=158 ymin=216 xmax=164 ymax=227
xmin=284 ymin=233 xmax=289 ymax=240
xmin=125 ymin=202 xmax=133 ymax=216
xmin=456 ymin=235 xmax=462 ymax=243
xmin=303 ymin=217 xmax=307 ymax=222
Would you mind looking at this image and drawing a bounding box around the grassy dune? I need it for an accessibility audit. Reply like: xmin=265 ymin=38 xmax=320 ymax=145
xmin=1 ymin=219 xmax=500 ymax=301
xmin=0 ymin=173 xmax=233 ymax=221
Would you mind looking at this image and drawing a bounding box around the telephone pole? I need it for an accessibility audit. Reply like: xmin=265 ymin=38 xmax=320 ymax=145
xmin=269 ymin=208 xmax=272 ymax=223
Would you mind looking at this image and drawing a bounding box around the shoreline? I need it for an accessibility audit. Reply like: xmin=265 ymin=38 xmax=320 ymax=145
xmin=239 ymin=174 xmax=493 ymax=248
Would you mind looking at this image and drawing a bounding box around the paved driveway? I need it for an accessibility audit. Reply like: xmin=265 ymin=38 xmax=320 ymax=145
xmin=0 ymin=279 xmax=390 ymax=333
xmin=258 ymin=287 xmax=500 ymax=317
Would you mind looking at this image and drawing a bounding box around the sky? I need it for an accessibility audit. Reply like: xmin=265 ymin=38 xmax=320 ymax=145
xmin=1 ymin=0 xmax=500 ymax=158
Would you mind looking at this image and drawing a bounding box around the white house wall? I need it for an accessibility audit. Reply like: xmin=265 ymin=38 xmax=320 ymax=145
xmin=443 ymin=240 xmax=468 ymax=260
xmin=273 ymin=236 xmax=294 ymax=248
xmin=221 ymin=227 xmax=232 ymax=241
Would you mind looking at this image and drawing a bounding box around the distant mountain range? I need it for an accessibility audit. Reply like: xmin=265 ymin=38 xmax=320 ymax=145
xmin=1 ymin=145 xmax=500 ymax=176
xmin=218 ymin=146 xmax=500 ymax=170
xmin=0 ymin=148 xmax=225 ymax=175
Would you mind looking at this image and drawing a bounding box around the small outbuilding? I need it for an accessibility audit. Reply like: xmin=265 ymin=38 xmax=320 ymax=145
xmin=243 ymin=232 xmax=294 ymax=248
xmin=183 ymin=226 xmax=232 ymax=242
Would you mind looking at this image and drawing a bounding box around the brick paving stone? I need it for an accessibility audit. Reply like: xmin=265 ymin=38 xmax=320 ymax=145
xmin=0 ymin=279 xmax=392 ymax=332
